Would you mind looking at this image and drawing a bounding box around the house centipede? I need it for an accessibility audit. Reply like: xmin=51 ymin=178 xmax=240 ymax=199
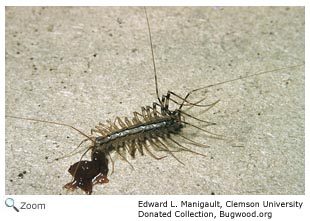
xmin=5 ymin=7 xmax=304 ymax=195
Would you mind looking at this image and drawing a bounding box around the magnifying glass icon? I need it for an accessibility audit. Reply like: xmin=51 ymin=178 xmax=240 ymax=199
xmin=5 ymin=198 xmax=19 ymax=212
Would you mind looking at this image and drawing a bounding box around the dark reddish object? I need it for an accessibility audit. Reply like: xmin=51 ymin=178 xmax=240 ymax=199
xmin=64 ymin=150 xmax=109 ymax=194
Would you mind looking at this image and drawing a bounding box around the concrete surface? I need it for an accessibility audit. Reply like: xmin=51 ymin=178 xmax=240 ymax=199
xmin=5 ymin=7 xmax=304 ymax=195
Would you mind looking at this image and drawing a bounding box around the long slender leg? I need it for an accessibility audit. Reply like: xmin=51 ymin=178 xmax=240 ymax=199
xmin=99 ymin=122 xmax=113 ymax=133
xmin=152 ymin=102 xmax=163 ymax=116
xmin=124 ymin=143 xmax=134 ymax=159
xmin=145 ymin=106 xmax=153 ymax=119
xmin=99 ymin=126 xmax=111 ymax=135
xmin=168 ymin=90 xmax=217 ymax=109
xmin=128 ymin=140 xmax=137 ymax=158
xmin=91 ymin=128 xmax=102 ymax=135
xmin=164 ymin=93 xmax=170 ymax=109
xmin=182 ymin=121 xmax=224 ymax=139
xmin=179 ymin=109 xmax=217 ymax=125
xmin=93 ymin=126 xmax=108 ymax=136
xmin=194 ymin=99 xmax=221 ymax=117
xmin=107 ymin=119 xmax=119 ymax=131
xmin=176 ymin=133 xmax=210 ymax=148
xmin=141 ymin=107 xmax=149 ymax=121
xmin=133 ymin=112 xmax=143 ymax=124
xmin=136 ymin=141 xmax=144 ymax=156
xmin=142 ymin=141 xmax=166 ymax=160
xmin=168 ymin=137 xmax=206 ymax=157
xmin=154 ymin=138 xmax=185 ymax=165
xmin=116 ymin=117 xmax=127 ymax=128
xmin=107 ymin=152 xmax=115 ymax=175
xmin=115 ymin=149 xmax=134 ymax=169
xmin=160 ymin=95 xmax=167 ymax=113
xmin=183 ymin=96 xmax=208 ymax=108
xmin=124 ymin=117 xmax=133 ymax=127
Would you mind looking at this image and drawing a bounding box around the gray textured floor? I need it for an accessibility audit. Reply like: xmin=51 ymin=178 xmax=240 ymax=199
xmin=5 ymin=7 xmax=304 ymax=195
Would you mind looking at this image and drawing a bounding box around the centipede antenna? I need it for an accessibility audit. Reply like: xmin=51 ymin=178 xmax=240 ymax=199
xmin=180 ymin=63 xmax=304 ymax=108
xmin=144 ymin=6 xmax=161 ymax=104
xmin=51 ymin=138 xmax=90 ymax=162
xmin=6 ymin=115 xmax=94 ymax=142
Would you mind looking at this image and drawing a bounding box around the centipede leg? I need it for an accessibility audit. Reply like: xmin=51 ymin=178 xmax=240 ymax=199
xmin=133 ymin=112 xmax=143 ymax=124
xmin=108 ymin=152 xmax=115 ymax=175
xmin=152 ymin=102 xmax=163 ymax=117
xmin=168 ymin=90 xmax=216 ymax=108
xmin=142 ymin=141 xmax=166 ymax=160
xmin=176 ymin=133 xmax=210 ymax=148
xmin=136 ymin=141 xmax=145 ymax=156
xmin=182 ymin=121 xmax=224 ymax=139
xmin=179 ymin=109 xmax=217 ymax=125
xmin=141 ymin=107 xmax=149 ymax=121
xmin=124 ymin=117 xmax=133 ymax=127
xmin=168 ymin=137 xmax=206 ymax=157
xmin=115 ymin=149 xmax=134 ymax=169
xmin=116 ymin=117 xmax=127 ymax=128
xmin=153 ymin=138 xmax=185 ymax=165
xmin=107 ymin=119 xmax=119 ymax=131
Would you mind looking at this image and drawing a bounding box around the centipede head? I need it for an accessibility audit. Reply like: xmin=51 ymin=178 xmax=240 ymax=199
xmin=64 ymin=150 xmax=109 ymax=194
xmin=166 ymin=109 xmax=184 ymax=133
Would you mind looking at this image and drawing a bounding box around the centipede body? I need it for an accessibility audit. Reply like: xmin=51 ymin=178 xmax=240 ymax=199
xmin=5 ymin=7 xmax=304 ymax=194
